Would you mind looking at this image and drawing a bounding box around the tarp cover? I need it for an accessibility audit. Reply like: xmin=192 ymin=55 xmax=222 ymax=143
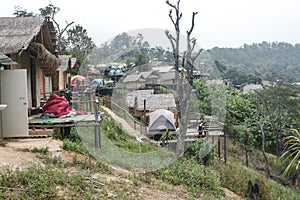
xmin=148 ymin=109 xmax=176 ymax=131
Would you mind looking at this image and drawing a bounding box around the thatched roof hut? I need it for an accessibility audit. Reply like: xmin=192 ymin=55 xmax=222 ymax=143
xmin=135 ymin=93 xmax=176 ymax=112
xmin=126 ymin=89 xmax=154 ymax=108
xmin=0 ymin=16 xmax=61 ymax=111
xmin=0 ymin=16 xmax=60 ymax=73
xmin=0 ymin=17 xmax=53 ymax=53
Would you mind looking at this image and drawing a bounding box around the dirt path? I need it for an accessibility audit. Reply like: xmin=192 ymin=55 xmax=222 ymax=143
xmin=0 ymin=137 xmax=63 ymax=170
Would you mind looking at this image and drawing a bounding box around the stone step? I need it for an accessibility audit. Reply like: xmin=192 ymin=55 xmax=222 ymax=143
xmin=29 ymin=129 xmax=53 ymax=137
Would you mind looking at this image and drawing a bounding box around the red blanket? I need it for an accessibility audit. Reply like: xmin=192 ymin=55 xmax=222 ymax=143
xmin=42 ymin=93 xmax=72 ymax=117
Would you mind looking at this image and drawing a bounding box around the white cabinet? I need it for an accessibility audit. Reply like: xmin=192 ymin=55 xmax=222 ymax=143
xmin=0 ymin=69 xmax=28 ymax=137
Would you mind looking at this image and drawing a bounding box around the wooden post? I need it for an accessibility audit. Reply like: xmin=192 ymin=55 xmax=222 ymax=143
xmin=94 ymin=99 xmax=101 ymax=149
xmin=175 ymin=101 xmax=179 ymax=127
xmin=143 ymin=99 xmax=147 ymax=133
xmin=88 ymin=91 xmax=92 ymax=112
xmin=218 ymin=136 xmax=221 ymax=160
xmin=224 ymin=132 xmax=227 ymax=164
xmin=143 ymin=99 xmax=146 ymax=125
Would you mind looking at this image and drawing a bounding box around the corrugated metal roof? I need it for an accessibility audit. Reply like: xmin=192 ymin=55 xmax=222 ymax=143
xmin=0 ymin=16 xmax=45 ymax=54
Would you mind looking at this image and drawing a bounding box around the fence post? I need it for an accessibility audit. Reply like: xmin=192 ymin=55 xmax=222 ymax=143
xmin=94 ymin=98 xmax=101 ymax=149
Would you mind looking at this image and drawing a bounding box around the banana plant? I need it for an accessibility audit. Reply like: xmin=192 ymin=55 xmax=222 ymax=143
xmin=281 ymin=129 xmax=300 ymax=176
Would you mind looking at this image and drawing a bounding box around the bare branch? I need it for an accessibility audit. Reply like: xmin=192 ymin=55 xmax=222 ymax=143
xmin=166 ymin=0 xmax=182 ymax=32
xmin=166 ymin=0 xmax=177 ymax=10
xmin=191 ymin=38 xmax=196 ymax=52
xmin=61 ymin=21 xmax=74 ymax=35
xmin=191 ymin=48 xmax=203 ymax=62
xmin=169 ymin=9 xmax=176 ymax=27
xmin=165 ymin=30 xmax=176 ymax=53
xmin=187 ymin=12 xmax=198 ymax=35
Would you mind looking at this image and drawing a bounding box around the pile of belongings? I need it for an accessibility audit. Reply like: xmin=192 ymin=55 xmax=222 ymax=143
xmin=41 ymin=93 xmax=86 ymax=118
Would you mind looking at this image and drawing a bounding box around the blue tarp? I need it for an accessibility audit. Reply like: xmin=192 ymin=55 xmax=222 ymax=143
xmin=91 ymin=79 xmax=104 ymax=87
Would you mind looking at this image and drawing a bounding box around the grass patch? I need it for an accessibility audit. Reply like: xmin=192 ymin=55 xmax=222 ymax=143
xmin=212 ymin=159 xmax=300 ymax=200
xmin=20 ymin=147 xmax=49 ymax=155
xmin=101 ymin=115 xmax=157 ymax=153
xmin=62 ymin=139 xmax=89 ymax=155
xmin=153 ymin=156 xmax=224 ymax=198
xmin=0 ymin=139 xmax=6 ymax=147
xmin=0 ymin=165 xmax=97 ymax=199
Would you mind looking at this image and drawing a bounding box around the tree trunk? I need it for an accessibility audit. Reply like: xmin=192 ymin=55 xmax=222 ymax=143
xmin=260 ymin=120 xmax=270 ymax=178
xmin=245 ymin=145 xmax=249 ymax=167
xmin=175 ymin=78 xmax=191 ymax=155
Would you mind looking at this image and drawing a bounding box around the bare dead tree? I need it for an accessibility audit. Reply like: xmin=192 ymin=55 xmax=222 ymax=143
xmin=165 ymin=0 xmax=203 ymax=155
xmin=44 ymin=2 xmax=74 ymax=54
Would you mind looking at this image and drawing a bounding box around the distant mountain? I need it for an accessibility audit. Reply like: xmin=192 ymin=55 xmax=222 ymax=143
xmin=207 ymin=41 xmax=300 ymax=83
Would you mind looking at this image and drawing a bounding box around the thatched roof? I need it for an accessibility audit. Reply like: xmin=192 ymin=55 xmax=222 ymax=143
xmin=126 ymin=89 xmax=154 ymax=107
xmin=123 ymin=74 xmax=145 ymax=83
xmin=57 ymin=55 xmax=71 ymax=72
xmin=29 ymin=42 xmax=61 ymax=72
xmin=0 ymin=53 xmax=17 ymax=65
xmin=0 ymin=17 xmax=45 ymax=54
xmin=160 ymin=71 xmax=176 ymax=81
xmin=140 ymin=71 xmax=153 ymax=79
xmin=135 ymin=94 xmax=176 ymax=111
xmin=152 ymin=66 xmax=174 ymax=73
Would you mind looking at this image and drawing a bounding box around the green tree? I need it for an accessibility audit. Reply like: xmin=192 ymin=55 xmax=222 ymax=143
xmin=256 ymin=84 xmax=300 ymax=155
xmin=62 ymin=24 xmax=96 ymax=73
xmin=193 ymin=79 xmax=211 ymax=115
xmin=13 ymin=6 xmax=35 ymax=17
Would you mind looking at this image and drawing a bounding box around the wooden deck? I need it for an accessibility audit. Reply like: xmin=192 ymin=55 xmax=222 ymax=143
xmin=28 ymin=113 xmax=99 ymax=128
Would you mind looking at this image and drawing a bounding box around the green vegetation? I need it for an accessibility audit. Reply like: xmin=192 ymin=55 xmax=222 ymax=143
xmin=0 ymin=139 xmax=6 ymax=147
xmin=20 ymin=147 xmax=49 ymax=155
xmin=213 ymin=159 xmax=300 ymax=200
xmin=101 ymin=115 xmax=158 ymax=153
xmin=153 ymin=157 xmax=223 ymax=198
xmin=53 ymin=128 xmax=89 ymax=155
xmin=281 ymin=129 xmax=300 ymax=176
xmin=208 ymin=41 xmax=300 ymax=83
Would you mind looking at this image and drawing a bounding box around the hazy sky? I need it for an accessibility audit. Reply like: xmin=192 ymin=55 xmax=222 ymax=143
xmin=1 ymin=0 xmax=300 ymax=49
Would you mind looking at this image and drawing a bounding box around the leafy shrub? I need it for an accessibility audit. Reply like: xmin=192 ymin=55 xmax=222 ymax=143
xmin=186 ymin=138 xmax=215 ymax=165
xmin=62 ymin=139 xmax=89 ymax=155
xmin=228 ymin=144 xmax=238 ymax=153
xmin=0 ymin=139 xmax=6 ymax=147
xmin=213 ymin=159 xmax=300 ymax=199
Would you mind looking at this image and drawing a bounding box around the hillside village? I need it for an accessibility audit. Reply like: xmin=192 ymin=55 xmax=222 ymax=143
xmin=0 ymin=1 xmax=300 ymax=199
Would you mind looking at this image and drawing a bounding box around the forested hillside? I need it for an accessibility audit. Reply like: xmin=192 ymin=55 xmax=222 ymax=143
xmin=207 ymin=42 xmax=300 ymax=83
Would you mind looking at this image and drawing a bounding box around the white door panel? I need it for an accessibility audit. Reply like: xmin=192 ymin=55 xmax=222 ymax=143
xmin=1 ymin=69 xmax=28 ymax=137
